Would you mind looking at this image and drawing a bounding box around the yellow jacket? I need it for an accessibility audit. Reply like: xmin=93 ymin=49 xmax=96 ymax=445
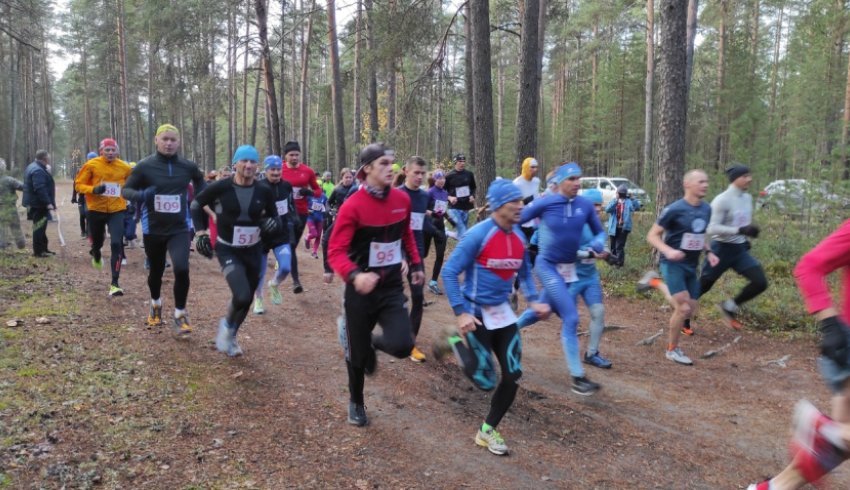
xmin=74 ymin=156 xmax=132 ymax=213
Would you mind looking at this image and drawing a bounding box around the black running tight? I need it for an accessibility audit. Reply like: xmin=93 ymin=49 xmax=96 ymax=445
xmin=143 ymin=232 xmax=191 ymax=308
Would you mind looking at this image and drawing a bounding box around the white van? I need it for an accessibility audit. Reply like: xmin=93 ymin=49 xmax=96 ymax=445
xmin=579 ymin=177 xmax=649 ymax=208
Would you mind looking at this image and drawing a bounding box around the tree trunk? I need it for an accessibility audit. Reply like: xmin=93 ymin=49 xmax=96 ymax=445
xmin=82 ymin=46 xmax=93 ymax=153
xmin=842 ymin=33 xmax=850 ymax=178
xmin=655 ymin=0 xmax=689 ymax=213
xmin=326 ymin=0 xmax=347 ymax=171
xmin=255 ymin=0 xmax=283 ymax=155
xmin=643 ymin=0 xmax=655 ymax=185
xmin=227 ymin=6 xmax=235 ymax=158
xmin=685 ymin=0 xmax=698 ymax=93
xmin=388 ymin=60 xmax=397 ymax=138
xmin=470 ymin=0 xmax=496 ymax=199
xmin=365 ymin=0 xmax=379 ymax=142
xmin=714 ymin=0 xmax=728 ymax=170
xmin=352 ymin=0 xmax=362 ymax=147
xmin=515 ymin=0 xmax=541 ymax=173
xmin=251 ymin=66 xmax=262 ymax=146
xmin=116 ymin=0 xmax=132 ymax=159
xmin=242 ymin=8 xmax=250 ymax=142
xmin=300 ymin=0 xmax=316 ymax=160
xmin=464 ymin=4 xmax=476 ymax=169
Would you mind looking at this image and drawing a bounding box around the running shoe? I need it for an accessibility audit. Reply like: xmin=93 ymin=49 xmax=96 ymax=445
xmin=681 ymin=323 xmax=695 ymax=336
xmin=475 ymin=428 xmax=508 ymax=455
xmin=216 ymin=318 xmax=232 ymax=354
xmin=293 ymin=282 xmax=304 ymax=294
xmin=311 ymin=251 xmax=318 ymax=259
xmin=665 ymin=347 xmax=693 ymax=365
xmin=228 ymin=336 xmax=243 ymax=357
xmin=348 ymin=402 xmax=368 ymax=427
xmin=147 ymin=304 xmax=163 ymax=326
xmin=90 ymin=250 xmax=103 ymax=270
xmin=790 ymin=400 xmax=848 ymax=483
xmin=428 ymin=280 xmax=443 ymax=295
xmin=583 ymin=352 xmax=612 ymax=369
xmin=409 ymin=346 xmax=426 ymax=363
xmin=719 ymin=299 xmax=743 ymax=330
xmin=268 ymin=280 xmax=282 ymax=305
xmin=172 ymin=314 xmax=192 ymax=336
xmin=746 ymin=482 xmax=769 ymax=490
xmin=80 ymin=232 xmax=87 ymax=238
xmin=253 ymin=297 xmax=265 ymax=315
xmin=571 ymin=376 xmax=601 ymax=396
xmin=108 ymin=284 xmax=124 ymax=297
xmin=636 ymin=270 xmax=660 ymax=293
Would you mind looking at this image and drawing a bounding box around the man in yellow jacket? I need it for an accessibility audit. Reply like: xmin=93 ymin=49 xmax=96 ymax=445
xmin=75 ymin=138 xmax=132 ymax=297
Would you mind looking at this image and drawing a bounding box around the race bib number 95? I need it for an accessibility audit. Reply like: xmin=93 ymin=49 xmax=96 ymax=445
xmin=369 ymin=240 xmax=402 ymax=268
xmin=154 ymin=195 xmax=181 ymax=213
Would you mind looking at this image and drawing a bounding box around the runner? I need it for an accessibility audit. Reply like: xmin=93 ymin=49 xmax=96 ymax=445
xmin=327 ymin=143 xmax=424 ymax=427
xmin=322 ymin=168 xmax=356 ymax=283
xmin=444 ymin=153 xmax=476 ymax=238
xmin=320 ymin=170 xmax=335 ymax=198
xmin=251 ymin=155 xmax=295 ymax=315
xmin=280 ymin=141 xmax=321 ymax=293
xmin=398 ymin=156 xmax=432 ymax=362
xmin=747 ymin=220 xmax=850 ymax=489
xmin=122 ymin=124 xmax=206 ymax=334
xmin=74 ymin=138 xmax=133 ymax=296
xmin=22 ymin=150 xmax=56 ymax=258
xmin=304 ymin=189 xmax=327 ymax=259
xmin=512 ymin=157 xmax=541 ymax=244
xmin=439 ymin=179 xmax=549 ymax=455
xmin=646 ymin=169 xmax=718 ymax=365
xmin=191 ymin=145 xmax=280 ymax=356
xmin=424 ymin=170 xmax=449 ymax=294
xmin=605 ymin=184 xmax=641 ymax=267
xmin=71 ymin=151 xmax=97 ymax=238
xmin=515 ymin=162 xmax=607 ymax=395
xmin=699 ymin=164 xmax=767 ymax=330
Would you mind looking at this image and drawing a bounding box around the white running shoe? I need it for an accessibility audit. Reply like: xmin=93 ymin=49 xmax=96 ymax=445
xmin=665 ymin=347 xmax=693 ymax=365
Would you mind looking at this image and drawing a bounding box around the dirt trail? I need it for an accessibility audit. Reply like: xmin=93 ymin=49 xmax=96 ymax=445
xmin=1 ymin=181 xmax=848 ymax=489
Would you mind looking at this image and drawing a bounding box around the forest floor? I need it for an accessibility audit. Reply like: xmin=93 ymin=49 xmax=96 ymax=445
xmin=1 ymin=181 xmax=848 ymax=489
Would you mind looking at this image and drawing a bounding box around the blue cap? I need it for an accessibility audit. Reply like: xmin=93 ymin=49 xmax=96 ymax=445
xmin=86 ymin=152 xmax=97 ymax=160
xmin=553 ymin=162 xmax=582 ymax=184
xmin=263 ymin=155 xmax=282 ymax=169
xmin=583 ymin=188 xmax=603 ymax=204
xmin=486 ymin=179 xmax=523 ymax=210
xmin=232 ymin=145 xmax=260 ymax=164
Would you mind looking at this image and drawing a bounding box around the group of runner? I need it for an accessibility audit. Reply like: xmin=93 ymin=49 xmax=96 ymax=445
xmin=57 ymin=127 xmax=850 ymax=486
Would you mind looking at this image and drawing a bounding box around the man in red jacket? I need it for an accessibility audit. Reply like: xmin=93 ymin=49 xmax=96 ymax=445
xmin=280 ymin=140 xmax=321 ymax=293
xmin=328 ymin=143 xmax=425 ymax=427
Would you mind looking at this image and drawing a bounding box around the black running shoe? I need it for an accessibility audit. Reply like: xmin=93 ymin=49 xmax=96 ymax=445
xmin=347 ymin=402 xmax=368 ymax=427
xmin=571 ymin=376 xmax=601 ymax=396
xmin=293 ymin=282 xmax=304 ymax=294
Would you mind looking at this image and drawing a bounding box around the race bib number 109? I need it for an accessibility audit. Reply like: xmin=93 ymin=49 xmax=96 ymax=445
xmin=154 ymin=195 xmax=181 ymax=213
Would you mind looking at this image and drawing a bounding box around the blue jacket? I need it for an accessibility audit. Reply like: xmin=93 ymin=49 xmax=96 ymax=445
xmin=443 ymin=218 xmax=538 ymax=316
xmin=605 ymin=197 xmax=639 ymax=234
xmin=520 ymin=193 xmax=606 ymax=264
xmin=22 ymin=161 xmax=55 ymax=209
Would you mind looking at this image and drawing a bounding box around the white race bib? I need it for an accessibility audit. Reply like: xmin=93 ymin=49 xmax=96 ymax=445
xmin=276 ymin=199 xmax=289 ymax=216
xmin=368 ymin=240 xmax=402 ymax=268
xmin=232 ymin=226 xmax=260 ymax=247
xmin=103 ymin=182 xmax=121 ymax=198
xmin=481 ymin=302 xmax=518 ymax=330
xmin=433 ymin=200 xmax=448 ymax=214
xmin=311 ymin=202 xmax=325 ymax=212
xmin=680 ymin=233 xmax=705 ymax=251
xmin=154 ymin=194 xmax=181 ymax=213
xmin=556 ymin=262 xmax=578 ymax=283
xmin=581 ymin=258 xmax=596 ymax=265
xmin=292 ymin=186 xmax=303 ymax=199
xmin=410 ymin=212 xmax=425 ymax=231
xmin=456 ymin=186 xmax=471 ymax=198
xmin=731 ymin=210 xmax=750 ymax=228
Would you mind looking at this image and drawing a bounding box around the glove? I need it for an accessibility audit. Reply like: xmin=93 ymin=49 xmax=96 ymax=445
xmin=71 ymin=195 xmax=77 ymax=204
xmin=738 ymin=224 xmax=760 ymax=238
xmin=299 ymin=187 xmax=314 ymax=198
xmin=195 ymin=234 xmax=214 ymax=259
xmin=819 ymin=316 xmax=850 ymax=367
xmin=136 ymin=187 xmax=156 ymax=205
xmin=260 ymin=217 xmax=280 ymax=237
xmin=604 ymin=252 xmax=621 ymax=266
xmin=92 ymin=184 xmax=107 ymax=195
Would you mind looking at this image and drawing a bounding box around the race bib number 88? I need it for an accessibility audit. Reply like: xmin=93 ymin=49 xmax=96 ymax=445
xmin=154 ymin=195 xmax=181 ymax=213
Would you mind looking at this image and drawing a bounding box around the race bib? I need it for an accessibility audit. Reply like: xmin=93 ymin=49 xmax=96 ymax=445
xmin=311 ymin=202 xmax=325 ymax=212
xmin=731 ymin=210 xmax=750 ymax=228
xmin=233 ymin=226 xmax=260 ymax=247
xmin=556 ymin=262 xmax=578 ymax=283
xmin=154 ymin=194 xmax=181 ymax=213
xmin=455 ymin=186 xmax=471 ymax=198
xmin=581 ymin=258 xmax=596 ymax=265
xmin=410 ymin=212 xmax=425 ymax=231
xmin=368 ymin=240 xmax=402 ymax=268
xmin=292 ymin=186 xmax=303 ymax=199
xmin=680 ymin=233 xmax=705 ymax=251
xmin=275 ymin=199 xmax=289 ymax=216
xmin=433 ymin=200 xmax=448 ymax=214
xmin=481 ymin=302 xmax=518 ymax=330
xmin=103 ymin=182 xmax=121 ymax=198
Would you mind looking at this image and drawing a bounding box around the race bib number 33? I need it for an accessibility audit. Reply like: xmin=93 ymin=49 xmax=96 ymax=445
xmin=369 ymin=240 xmax=402 ymax=268
xmin=154 ymin=195 xmax=181 ymax=213
xmin=680 ymin=233 xmax=706 ymax=251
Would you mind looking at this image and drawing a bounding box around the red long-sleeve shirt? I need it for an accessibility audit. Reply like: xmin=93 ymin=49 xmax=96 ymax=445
xmin=281 ymin=163 xmax=321 ymax=215
xmin=794 ymin=219 xmax=850 ymax=323
xmin=328 ymin=187 xmax=422 ymax=289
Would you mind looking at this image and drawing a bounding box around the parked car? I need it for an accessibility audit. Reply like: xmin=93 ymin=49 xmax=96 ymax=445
xmin=579 ymin=177 xmax=650 ymax=208
xmin=756 ymin=179 xmax=850 ymax=214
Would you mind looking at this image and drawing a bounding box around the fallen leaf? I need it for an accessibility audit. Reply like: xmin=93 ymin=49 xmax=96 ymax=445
xmin=231 ymin=371 xmax=243 ymax=379
xmin=35 ymin=317 xmax=50 ymax=324
xmin=5 ymin=320 xmax=18 ymax=327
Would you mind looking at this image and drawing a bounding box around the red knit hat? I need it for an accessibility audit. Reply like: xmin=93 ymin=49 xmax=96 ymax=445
xmin=99 ymin=138 xmax=118 ymax=151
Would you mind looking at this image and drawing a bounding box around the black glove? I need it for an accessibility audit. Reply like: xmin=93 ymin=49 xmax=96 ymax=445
xmin=260 ymin=217 xmax=280 ymax=237
xmin=92 ymin=184 xmax=107 ymax=195
xmin=819 ymin=316 xmax=850 ymax=367
xmin=522 ymin=195 xmax=534 ymax=205
xmin=195 ymin=234 xmax=214 ymax=259
xmin=738 ymin=224 xmax=760 ymax=238
xmin=604 ymin=252 xmax=621 ymax=266
xmin=71 ymin=195 xmax=77 ymax=204
xmin=299 ymin=187 xmax=314 ymax=198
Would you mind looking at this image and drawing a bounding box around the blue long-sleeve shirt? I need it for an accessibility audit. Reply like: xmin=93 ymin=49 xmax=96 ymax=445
xmin=443 ymin=218 xmax=538 ymax=316
xmin=520 ymin=193 xmax=606 ymax=263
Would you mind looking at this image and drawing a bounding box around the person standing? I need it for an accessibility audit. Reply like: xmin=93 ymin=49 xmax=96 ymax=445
xmin=280 ymin=141 xmax=322 ymax=293
xmin=646 ymin=170 xmax=718 ymax=366
xmin=699 ymin=164 xmax=767 ymax=330
xmin=444 ymin=153 xmax=476 ymax=238
xmin=440 ymin=179 xmax=549 ymax=455
xmin=425 ymin=170 xmax=449 ymax=294
xmin=74 ymin=138 xmax=133 ymax=296
xmin=122 ymin=124 xmax=206 ymax=334
xmin=22 ymin=150 xmax=56 ymax=257
xmin=327 ymin=143 xmax=424 ymax=427
xmin=0 ymin=160 xmax=25 ymax=250
xmin=605 ymin=184 xmax=640 ymax=267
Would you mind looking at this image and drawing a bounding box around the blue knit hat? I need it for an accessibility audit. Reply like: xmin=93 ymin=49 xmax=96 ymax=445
xmin=583 ymin=188 xmax=603 ymax=204
xmin=552 ymin=162 xmax=582 ymax=184
xmin=264 ymin=155 xmax=283 ymax=169
xmin=232 ymin=145 xmax=259 ymax=164
xmin=86 ymin=152 xmax=97 ymax=160
xmin=486 ymin=179 xmax=523 ymax=210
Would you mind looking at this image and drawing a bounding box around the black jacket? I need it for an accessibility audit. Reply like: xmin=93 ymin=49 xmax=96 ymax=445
xmin=22 ymin=161 xmax=55 ymax=209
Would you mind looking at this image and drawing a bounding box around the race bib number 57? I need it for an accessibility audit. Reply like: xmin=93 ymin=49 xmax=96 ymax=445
xmin=154 ymin=195 xmax=181 ymax=213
